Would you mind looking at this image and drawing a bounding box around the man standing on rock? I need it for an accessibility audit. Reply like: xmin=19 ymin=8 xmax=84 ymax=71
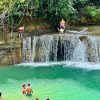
xmin=17 ymin=26 xmax=24 ymax=37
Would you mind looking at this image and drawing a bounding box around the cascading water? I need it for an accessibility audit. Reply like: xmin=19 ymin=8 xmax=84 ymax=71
xmin=72 ymin=40 xmax=88 ymax=62
xmin=22 ymin=33 xmax=100 ymax=63
xmin=22 ymin=37 xmax=32 ymax=62
xmin=87 ymin=36 xmax=99 ymax=62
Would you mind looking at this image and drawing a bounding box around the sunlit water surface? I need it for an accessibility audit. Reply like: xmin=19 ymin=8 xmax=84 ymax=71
xmin=0 ymin=62 xmax=100 ymax=100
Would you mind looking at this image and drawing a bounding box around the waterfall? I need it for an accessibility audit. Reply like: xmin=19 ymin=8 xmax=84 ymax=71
xmin=22 ymin=33 xmax=100 ymax=63
xmin=87 ymin=36 xmax=99 ymax=62
xmin=61 ymin=34 xmax=78 ymax=61
xmin=32 ymin=36 xmax=38 ymax=62
xmin=39 ymin=35 xmax=54 ymax=62
xmin=72 ymin=41 xmax=88 ymax=62
xmin=22 ymin=37 xmax=32 ymax=62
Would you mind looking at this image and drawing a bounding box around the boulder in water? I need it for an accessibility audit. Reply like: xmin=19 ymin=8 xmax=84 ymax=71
xmin=79 ymin=36 xmax=87 ymax=41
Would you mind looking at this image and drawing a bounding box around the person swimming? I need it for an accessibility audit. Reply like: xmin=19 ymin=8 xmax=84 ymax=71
xmin=0 ymin=92 xmax=3 ymax=100
xmin=0 ymin=92 xmax=1 ymax=97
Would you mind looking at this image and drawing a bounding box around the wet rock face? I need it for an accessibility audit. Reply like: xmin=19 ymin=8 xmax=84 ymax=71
xmin=79 ymin=36 xmax=87 ymax=41
xmin=0 ymin=33 xmax=100 ymax=65
xmin=0 ymin=48 xmax=22 ymax=65
xmin=22 ymin=33 xmax=100 ymax=63
xmin=87 ymin=37 xmax=100 ymax=62
xmin=0 ymin=50 xmax=6 ymax=62
xmin=22 ymin=34 xmax=76 ymax=62
xmin=57 ymin=39 xmax=74 ymax=61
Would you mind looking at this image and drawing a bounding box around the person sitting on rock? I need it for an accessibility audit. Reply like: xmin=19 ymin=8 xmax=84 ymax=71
xmin=60 ymin=19 xmax=65 ymax=30
xmin=57 ymin=19 xmax=66 ymax=33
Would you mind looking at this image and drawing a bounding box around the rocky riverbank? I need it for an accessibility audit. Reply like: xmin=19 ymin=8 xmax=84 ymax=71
xmin=0 ymin=25 xmax=100 ymax=66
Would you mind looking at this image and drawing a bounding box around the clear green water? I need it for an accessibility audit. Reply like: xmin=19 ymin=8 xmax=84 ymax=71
xmin=0 ymin=64 xmax=100 ymax=100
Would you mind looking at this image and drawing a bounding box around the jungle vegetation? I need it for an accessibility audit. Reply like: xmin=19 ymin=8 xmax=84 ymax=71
xmin=0 ymin=0 xmax=100 ymax=29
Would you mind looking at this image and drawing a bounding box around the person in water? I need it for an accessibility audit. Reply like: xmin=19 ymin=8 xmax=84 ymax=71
xmin=26 ymin=84 xmax=33 ymax=97
xmin=22 ymin=84 xmax=27 ymax=95
xmin=0 ymin=92 xmax=2 ymax=99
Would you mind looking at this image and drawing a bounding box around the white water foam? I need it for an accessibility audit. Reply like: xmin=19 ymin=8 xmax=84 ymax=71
xmin=22 ymin=34 xmax=100 ymax=63
xmin=17 ymin=61 xmax=100 ymax=70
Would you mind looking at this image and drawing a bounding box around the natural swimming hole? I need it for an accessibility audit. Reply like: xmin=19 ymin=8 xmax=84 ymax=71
xmin=0 ymin=62 xmax=100 ymax=100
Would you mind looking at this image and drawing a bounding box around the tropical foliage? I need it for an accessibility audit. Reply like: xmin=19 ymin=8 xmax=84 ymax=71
xmin=0 ymin=0 xmax=100 ymax=28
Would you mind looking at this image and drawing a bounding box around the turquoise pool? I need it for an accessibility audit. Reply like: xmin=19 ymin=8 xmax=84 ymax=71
xmin=0 ymin=63 xmax=100 ymax=100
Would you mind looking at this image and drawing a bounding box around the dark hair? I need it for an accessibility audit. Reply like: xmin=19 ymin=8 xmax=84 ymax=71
xmin=36 ymin=98 xmax=39 ymax=100
xmin=46 ymin=98 xmax=49 ymax=100
xmin=22 ymin=84 xmax=26 ymax=87
xmin=0 ymin=92 xmax=2 ymax=96
xmin=28 ymin=84 xmax=30 ymax=86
